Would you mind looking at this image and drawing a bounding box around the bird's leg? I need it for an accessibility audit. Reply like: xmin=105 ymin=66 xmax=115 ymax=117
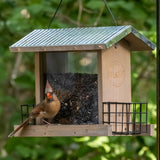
xmin=42 ymin=119 xmax=51 ymax=125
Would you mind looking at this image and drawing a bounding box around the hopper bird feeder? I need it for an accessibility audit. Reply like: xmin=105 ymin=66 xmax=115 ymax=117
xmin=10 ymin=25 xmax=155 ymax=137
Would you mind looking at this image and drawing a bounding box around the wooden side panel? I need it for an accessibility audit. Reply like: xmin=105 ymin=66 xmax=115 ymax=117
xmin=35 ymin=52 xmax=46 ymax=102
xmin=101 ymin=40 xmax=131 ymax=132
xmin=14 ymin=124 xmax=112 ymax=137
xmin=101 ymin=40 xmax=131 ymax=102
xmin=35 ymin=52 xmax=46 ymax=124
xmin=35 ymin=52 xmax=41 ymax=104
xmin=97 ymin=51 xmax=103 ymax=124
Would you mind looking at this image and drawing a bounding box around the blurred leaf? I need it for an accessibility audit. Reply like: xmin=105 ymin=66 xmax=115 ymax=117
xmin=0 ymin=156 xmax=16 ymax=160
xmin=110 ymin=144 xmax=125 ymax=156
xmin=15 ymin=145 xmax=32 ymax=158
xmin=86 ymin=137 xmax=109 ymax=148
xmin=0 ymin=106 xmax=2 ymax=115
xmin=0 ymin=96 xmax=17 ymax=104
xmin=146 ymin=151 xmax=156 ymax=160
xmin=14 ymin=71 xmax=35 ymax=89
xmin=74 ymin=145 xmax=92 ymax=158
xmin=74 ymin=137 xmax=90 ymax=142
xmin=45 ymin=148 xmax=63 ymax=160
xmin=103 ymin=144 xmax=111 ymax=153
xmin=86 ymin=0 xmax=104 ymax=10
xmin=109 ymin=1 xmax=134 ymax=11
xmin=101 ymin=156 xmax=109 ymax=160
xmin=143 ymin=136 xmax=156 ymax=147
xmin=28 ymin=4 xmax=44 ymax=15
xmin=138 ymin=146 xmax=148 ymax=156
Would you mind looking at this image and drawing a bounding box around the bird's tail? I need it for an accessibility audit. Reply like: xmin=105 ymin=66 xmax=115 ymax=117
xmin=8 ymin=118 xmax=30 ymax=137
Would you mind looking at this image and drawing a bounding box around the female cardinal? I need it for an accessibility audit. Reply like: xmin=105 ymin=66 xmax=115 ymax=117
xmin=8 ymin=80 xmax=61 ymax=137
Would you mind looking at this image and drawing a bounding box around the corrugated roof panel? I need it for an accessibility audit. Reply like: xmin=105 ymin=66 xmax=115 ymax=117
xmin=10 ymin=25 xmax=155 ymax=52
xmin=10 ymin=26 xmax=128 ymax=47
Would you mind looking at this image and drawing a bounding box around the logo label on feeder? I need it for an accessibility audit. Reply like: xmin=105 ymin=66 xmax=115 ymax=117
xmin=108 ymin=61 xmax=125 ymax=87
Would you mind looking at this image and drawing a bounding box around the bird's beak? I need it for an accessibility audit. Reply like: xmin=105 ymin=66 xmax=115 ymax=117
xmin=45 ymin=80 xmax=53 ymax=94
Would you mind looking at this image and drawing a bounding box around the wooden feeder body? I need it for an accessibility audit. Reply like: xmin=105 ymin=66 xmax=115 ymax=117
xmin=10 ymin=26 xmax=155 ymax=137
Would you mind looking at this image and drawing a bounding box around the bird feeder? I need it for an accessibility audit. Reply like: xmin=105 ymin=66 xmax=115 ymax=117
xmin=10 ymin=25 xmax=155 ymax=137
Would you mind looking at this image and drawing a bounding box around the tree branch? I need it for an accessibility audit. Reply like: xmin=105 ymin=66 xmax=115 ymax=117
xmin=59 ymin=14 xmax=90 ymax=27
xmin=83 ymin=7 xmax=97 ymax=14
xmin=94 ymin=5 xmax=105 ymax=26
xmin=10 ymin=53 xmax=22 ymax=87
xmin=77 ymin=0 xmax=83 ymax=27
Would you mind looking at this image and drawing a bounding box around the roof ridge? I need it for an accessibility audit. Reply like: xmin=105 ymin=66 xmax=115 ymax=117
xmin=33 ymin=25 xmax=131 ymax=31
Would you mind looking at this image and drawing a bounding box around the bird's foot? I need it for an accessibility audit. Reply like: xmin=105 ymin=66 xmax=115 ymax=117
xmin=42 ymin=119 xmax=52 ymax=125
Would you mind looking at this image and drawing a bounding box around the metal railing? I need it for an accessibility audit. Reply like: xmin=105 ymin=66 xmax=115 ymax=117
xmin=21 ymin=104 xmax=35 ymax=125
xmin=103 ymin=102 xmax=148 ymax=135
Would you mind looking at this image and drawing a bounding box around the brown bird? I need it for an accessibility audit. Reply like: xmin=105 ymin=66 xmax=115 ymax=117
xmin=8 ymin=80 xmax=61 ymax=137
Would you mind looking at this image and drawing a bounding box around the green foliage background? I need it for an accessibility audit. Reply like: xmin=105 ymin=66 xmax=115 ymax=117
xmin=0 ymin=0 xmax=156 ymax=159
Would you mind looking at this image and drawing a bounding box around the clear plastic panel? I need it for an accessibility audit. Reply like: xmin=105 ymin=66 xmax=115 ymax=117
xmin=44 ymin=52 xmax=98 ymax=124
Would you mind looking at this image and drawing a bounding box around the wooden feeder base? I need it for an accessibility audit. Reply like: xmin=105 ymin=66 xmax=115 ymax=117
xmin=13 ymin=124 xmax=154 ymax=137
xmin=13 ymin=124 xmax=112 ymax=137
xmin=112 ymin=124 xmax=155 ymax=136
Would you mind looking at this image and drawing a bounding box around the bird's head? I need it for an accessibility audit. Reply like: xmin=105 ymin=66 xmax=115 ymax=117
xmin=45 ymin=80 xmax=54 ymax=102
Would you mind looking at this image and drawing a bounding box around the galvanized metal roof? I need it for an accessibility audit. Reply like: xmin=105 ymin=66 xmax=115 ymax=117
xmin=10 ymin=25 xmax=155 ymax=52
